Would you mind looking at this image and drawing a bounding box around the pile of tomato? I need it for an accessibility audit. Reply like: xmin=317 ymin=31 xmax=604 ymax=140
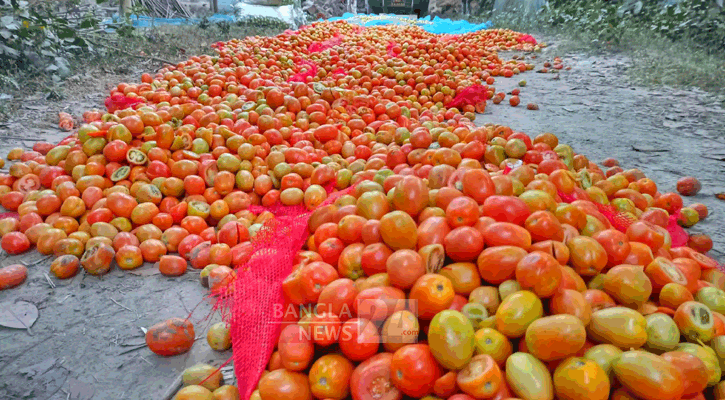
xmin=0 ymin=19 xmax=723 ymax=400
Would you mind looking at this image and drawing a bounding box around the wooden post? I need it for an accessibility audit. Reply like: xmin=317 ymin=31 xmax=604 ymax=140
xmin=210 ymin=0 xmax=218 ymax=13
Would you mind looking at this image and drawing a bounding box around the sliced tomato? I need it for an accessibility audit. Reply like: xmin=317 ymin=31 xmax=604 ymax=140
xmin=15 ymin=174 xmax=41 ymax=194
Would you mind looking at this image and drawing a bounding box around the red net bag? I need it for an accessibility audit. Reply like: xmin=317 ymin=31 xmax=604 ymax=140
xmin=440 ymin=34 xmax=460 ymax=43
xmin=104 ymin=93 xmax=145 ymax=113
xmin=288 ymin=60 xmax=319 ymax=83
xmin=557 ymin=190 xmax=636 ymax=233
xmin=387 ymin=41 xmax=399 ymax=58
xmin=518 ymin=34 xmax=537 ymax=45
xmin=666 ymin=210 xmax=689 ymax=248
xmin=446 ymin=85 xmax=489 ymax=110
xmin=500 ymin=165 xmax=635 ymax=232
xmin=557 ymin=190 xmax=689 ymax=247
xmin=308 ymin=34 xmax=343 ymax=53
xmin=0 ymin=212 xmax=19 ymax=220
xmin=214 ymin=183 xmax=356 ymax=400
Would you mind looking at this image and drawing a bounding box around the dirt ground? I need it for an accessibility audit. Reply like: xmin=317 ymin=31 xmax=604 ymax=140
xmin=1 ymin=38 xmax=724 ymax=400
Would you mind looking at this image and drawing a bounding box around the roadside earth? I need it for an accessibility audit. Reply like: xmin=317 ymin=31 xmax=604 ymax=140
xmin=0 ymin=37 xmax=724 ymax=400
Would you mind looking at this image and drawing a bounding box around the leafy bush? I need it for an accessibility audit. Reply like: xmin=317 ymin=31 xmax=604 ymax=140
xmin=1 ymin=0 xmax=98 ymax=76
xmin=543 ymin=0 xmax=725 ymax=53
xmin=0 ymin=0 xmax=149 ymax=83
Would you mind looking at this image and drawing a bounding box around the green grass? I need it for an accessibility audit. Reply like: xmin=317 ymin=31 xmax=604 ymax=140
xmin=486 ymin=8 xmax=725 ymax=97
xmin=624 ymin=33 xmax=725 ymax=93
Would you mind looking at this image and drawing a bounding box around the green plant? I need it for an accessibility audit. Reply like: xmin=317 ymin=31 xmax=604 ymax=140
xmin=0 ymin=0 xmax=149 ymax=78
xmin=486 ymin=0 xmax=725 ymax=94
xmin=0 ymin=0 xmax=108 ymax=77
xmin=541 ymin=0 xmax=725 ymax=52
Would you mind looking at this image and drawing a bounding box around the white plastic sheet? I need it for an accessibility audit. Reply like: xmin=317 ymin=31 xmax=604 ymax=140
xmin=234 ymin=0 xmax=306 ymax=28
xmin=243 ymin=0 xmax=284 ymax=5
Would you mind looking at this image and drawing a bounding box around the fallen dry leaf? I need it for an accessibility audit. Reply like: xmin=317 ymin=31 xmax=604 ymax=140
xmin=716 ymin=193 xmax=725 ymax=201
xmin=0 ymin=300 xmax=38 ymax=330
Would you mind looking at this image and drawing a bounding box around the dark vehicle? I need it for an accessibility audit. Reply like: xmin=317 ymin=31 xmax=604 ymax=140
xmin=366 ymin=0 xmax=430 ymax=17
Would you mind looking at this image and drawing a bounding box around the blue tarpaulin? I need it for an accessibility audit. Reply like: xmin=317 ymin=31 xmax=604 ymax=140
xmin=326 ymin=13 xmax=492 ymax=34
xmin=102 ymin=11 xmax=491 ymax=35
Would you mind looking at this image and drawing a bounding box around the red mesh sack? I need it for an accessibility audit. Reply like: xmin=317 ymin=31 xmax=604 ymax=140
xmin=666 ymin=210 xmax=689 ymax=248
xmin=289 ymin=60 xmax=319 ymax=83
xmin=518 ymin=34 xmax=537 ymax=45
xmin=308 ymin=34 xmax=343 ymax=53
xmin=214 ymin=183 xmax=355 ymax=400
xmin=557 ymin=190 xmax=636 ymax=233
xmin=104 ymin=93 xmax=145 ymax=113
xmin=0 ymin=212 xmax=19 ymax=220
xmin=557 ymin=190 xmax=691 ymax=245
xmin=446 ymin=85 xmax=489 ymax=110
xmin=387 ymin=41 xmax=399 ymax=58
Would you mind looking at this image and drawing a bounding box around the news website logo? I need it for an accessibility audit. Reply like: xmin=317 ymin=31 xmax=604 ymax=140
xmin=273 ymin=298 xmax=419 ymax=345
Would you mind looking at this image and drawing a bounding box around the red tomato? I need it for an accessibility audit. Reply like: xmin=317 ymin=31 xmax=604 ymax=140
xmin=481 ymin=222 xmax=532 ymax=248
xmin=354 ymin=286 xmax=406 ymax=322
xmin=350 ymin=353 xmax=402 ymax=400
xmin=515 ymin=251 xmax=563 ymax=298
xmin=299 ymin=261 xmax=339 ymax=303
xmin=524 ymin=210 xmax=563 ymax=242
xmin=627 ymin=221 xmax=665 ymax=252
xmin=443 ymin=226 xmax=484 ymax=262
xmin=482 ymin=195 xmax=531 ymax=226
xmin=592 ymin=229 xmax=632 ymax=268
xmin=1 ymin=232 xmax=30 ymax=254
xmin=390 ymin=344 xmax=442 ymax=397
xmin=460 ymin=169 xmax=496 ymax=204
xmin=339 ymin=318 xmax=381 ymax=362
xmin=277 ymin=324 xmax=315 ymax=372
xmin=317 ymin=278 xmax=358 ymax=320
xmin=445 ymin=196 xmax=480 ymax=228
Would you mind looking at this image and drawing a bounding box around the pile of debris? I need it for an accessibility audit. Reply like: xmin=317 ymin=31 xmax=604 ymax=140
xmin=301 ymin=0 xmax=356 ymax=19
xmin=117 ymin=0 xmax=192 ymax=18
xmin=134 ymin=0 xmax=192 ymax=18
